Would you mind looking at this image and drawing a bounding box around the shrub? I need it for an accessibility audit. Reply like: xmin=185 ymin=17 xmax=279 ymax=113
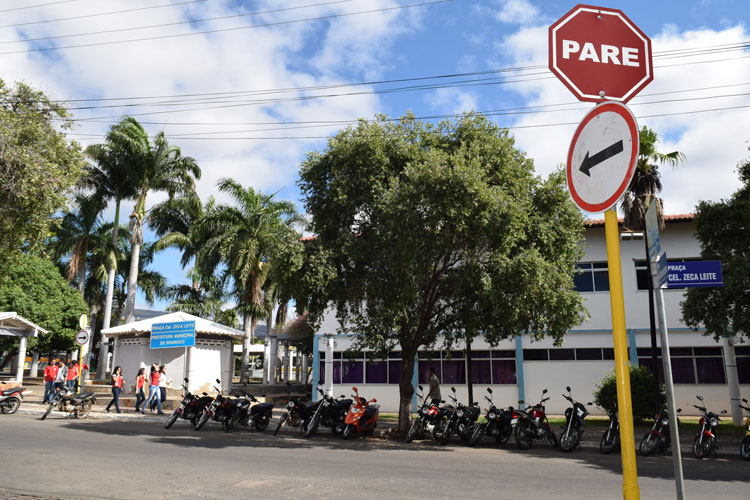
xmin=594 ymin=365 xmax=665 ymax=422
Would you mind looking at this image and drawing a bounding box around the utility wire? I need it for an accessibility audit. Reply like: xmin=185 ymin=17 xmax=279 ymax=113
xmin=0 ymin=0 xmax=454 ymax=55
xmin=0 ymin=0 xmax=80 ymax=14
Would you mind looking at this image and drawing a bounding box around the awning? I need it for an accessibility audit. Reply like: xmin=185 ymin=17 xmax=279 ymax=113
xmin=101 ymin=311 xmax=244 ymax=338
xmin=0 ymin=312 xmax=48 ymax=337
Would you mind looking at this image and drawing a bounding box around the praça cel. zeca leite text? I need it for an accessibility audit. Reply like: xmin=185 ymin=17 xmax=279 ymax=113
xmin=668 ymin=273 xmax=718 ymax=282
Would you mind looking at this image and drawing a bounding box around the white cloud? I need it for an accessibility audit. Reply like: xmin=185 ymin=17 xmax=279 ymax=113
xmin=425 ymin=87 xmax=479 ymax=115
xmin=493 ymin=0 xmax=542 ymax=25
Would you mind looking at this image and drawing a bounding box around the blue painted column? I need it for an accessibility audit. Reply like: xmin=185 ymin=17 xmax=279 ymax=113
xmin=311 ymin=334 xmax=320 ymax=402
xmin=627 ymin=329 xmax=638 ymax=367
xmin=411 ymin=355 xmax=419 ymax=412
xmin=515 ymin=334 xmax=525 ymax=410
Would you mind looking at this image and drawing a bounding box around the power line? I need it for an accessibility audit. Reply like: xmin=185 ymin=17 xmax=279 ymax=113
xmin=0 ymin=0 xmax=357 ymax=44
xmin=0 ymin=0 xmax=209 ymax=29
xmin=0 ymin=0 xmax=80 ymax=14
xmin=0 ymin=0 xmax=454 ymax=55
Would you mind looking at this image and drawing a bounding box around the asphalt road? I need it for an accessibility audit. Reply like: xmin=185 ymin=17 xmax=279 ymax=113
xmin=1 ymin=413 xmax=747 ymax=500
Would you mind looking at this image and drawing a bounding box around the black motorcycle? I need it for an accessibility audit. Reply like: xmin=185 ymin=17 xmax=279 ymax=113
xmin=165 ymin=378 xmax=213 ymax=429
xmin=691 ymin=395 xmax=726 ymax=459
xmin=194 ymin=379 xmax=233 ymax=431
xmin=558 ymin=386 xmax=593 ymax=452
xmin=599 ymin=403 xmax=620 ymax=454
xmin=41 ymin=384 xmax=96 ymax=420
xmin=0 ymin=386 xmax=26 ymax=414
xmin=514 ymin=389 xmax=558 ymax=449
xmin=740 ymin=397 xmax=750 ymax=461
xmin=225 ymin=391 xmax=274 ymax=433
xmin=304 ymin=385 xmax=352 ymax=438
xmin=438 ymin=387 xmax=480 ymax=445
xmin=406 ymin=385 xmax=443 ymax=443
xmin=467 ymin=388 xmax=518 ymax=447
xmin=639 ymin=406 xmax=681 ymax=456
xmin=274 ymin=382 xmax=316 ymax=436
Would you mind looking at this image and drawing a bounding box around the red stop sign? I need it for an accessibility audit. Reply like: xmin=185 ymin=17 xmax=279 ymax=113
xmin=549 ymin=4 xmax=653 ymax=103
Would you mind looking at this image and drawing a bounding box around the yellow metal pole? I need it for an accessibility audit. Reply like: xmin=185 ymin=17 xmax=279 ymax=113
xmin=77 ymin=347 xmax=84 ymax=395
xmin=604 ymin=207 xmax=640 ymax=499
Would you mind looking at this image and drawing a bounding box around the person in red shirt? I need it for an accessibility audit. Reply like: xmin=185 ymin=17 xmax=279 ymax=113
xmin=43 ymin=361 xmax=58 ymax=402
xmin=106 ymin=366 xmax=123 ymax=413
xmin=134 ymin=367 xmax=147 ymax=412
xmin=66 ymin=361 xmax=79 ymax=389
xmin=141 ymin=364 xmax=163 ymax=414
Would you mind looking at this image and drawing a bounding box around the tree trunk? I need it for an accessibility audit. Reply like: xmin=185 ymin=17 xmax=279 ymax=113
xmin=98 ymin=201 xmax=120 ymax=380
xmin=78 ymin=241 xmax=87 ymax=297
xmin=241 ymin=312 xmax=253 ymax=374
xmin=123 ymin=214 xmax=142 ymax=324
xmin=397 ymin=345 xmax=417 ymax=434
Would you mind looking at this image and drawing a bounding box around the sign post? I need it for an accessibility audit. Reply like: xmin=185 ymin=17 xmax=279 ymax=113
xmin=76 ymin=329 xmax=89 ymax=394
xmin=551 ymin=5 xmax=655 ymax=499
xmin=645 ymin=201 xmax=685 ymax=500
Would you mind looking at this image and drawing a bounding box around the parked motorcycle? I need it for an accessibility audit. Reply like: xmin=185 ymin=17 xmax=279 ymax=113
xmin=341 ymin=386 xmax=380 ymax=439
xmin=165 ymin=378 xmax=213 ymax=429
xmin=599 ymin=403 xmax=620 ymax=454
xmin=514 ymin=388 xmax=558 ymax=449
xmin=740 ymin=397 xmax=750 ymax=460
xmin=225 ymin=391 xmax=274 ymax=433
xmin=406 ymin=385 xmax=443 ymax=443
xmin=193 ymin=379 xmax=232 ymax=431
xmin=0 ymin=386 xmax=26 ymax=414
xmin=41 ymin=384 xmax=96 ymax=420
xmin=305 ymin=385 xmax=352 ymax=438
xmin=467 ymin=388 xmax=518 ymax=447
xmin=436 ymin=387 xmax=480 ymax=445
xmin=639 ymin=406 xmax=681 ymax=456
xmin=691 ymin=395 xmax=726 ymax=459
xmin=558 ymin=386 xmax=593 ymax=452
xmin=274 ymin=382 xmax=316 ymax=436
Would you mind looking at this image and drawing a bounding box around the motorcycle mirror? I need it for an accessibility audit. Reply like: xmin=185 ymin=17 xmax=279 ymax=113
xmin=352 ymin=386 xmax=358 ymax=392
xmin=697 ymin=395 xmax=703 ymax=401
xmin=587 ymin=402 xmax=593 ymax=406
xmin=542 ymin=389 xmax=548 ymax=394
xmin=473 ymin=402 xmax=478 ymax=406
xmin=184 ymin=377 xmax=189 ymax=382
xmin=340 ymin=395 xmax=346 ymax=399
xmin=216 ymin=379 xmax=221 ymax=384
xmin=743 ymin=398 xmax=748 ymax=403
xmin=418 ymin=385 xmax=423 ymax=391
xmin=451 ymin=387 xmax=456 ymax=393
xmin=676 ymin=408 xmax=682 ymax=413
xmin=440 ymin=399 xmax=445 ymax=403
xmin=202 ymin=392 xmax=208 ymax=396
xmin=566 ymin=386 xmax=571 ymax=393
xmin=372 ymin=398 xmax=377 ymax=403
xmin=721 ymin=409 xmax=727 ymax=414
xmin=487 ymin=388 xmax=493 ymax=394
xmin=518 ymin=400 xmax=525 ymax=404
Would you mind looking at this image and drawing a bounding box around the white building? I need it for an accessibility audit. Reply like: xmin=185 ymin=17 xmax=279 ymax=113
xmin=310 ymin=215 xmax=750 ymax=416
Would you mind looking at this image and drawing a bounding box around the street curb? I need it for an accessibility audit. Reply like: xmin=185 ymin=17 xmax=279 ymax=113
xmin=17 ymin=406 xmax=166 ymax=423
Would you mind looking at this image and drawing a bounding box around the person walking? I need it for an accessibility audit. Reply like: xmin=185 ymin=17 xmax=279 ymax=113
xmin=43 ymin=360 xmax=58 ymax=403
xmin=66 ymin=360 xmax=78 ymax=389
xmin=150 ymin=365 xmax=168 ymax=411
xmin=427 ymin=367 xmax=441 ymax=405
xmin=134 ymin=367 xmax=147 ymax=412
xmin=54 ymin=360 xmax=68 ymax=394
xmin=106 ymin=366 xmax=123 ymax=413
xmin=141 ymin=364 xmax=163 ymax=414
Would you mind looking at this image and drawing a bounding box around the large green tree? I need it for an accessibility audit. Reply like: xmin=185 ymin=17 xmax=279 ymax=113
xmin=682 ymin=153 xmax=750 ymax=339
xmin=0 ymin=80 xmax=86 ymax=253
xmin=297 ymin=113 xmax=587 ymax=432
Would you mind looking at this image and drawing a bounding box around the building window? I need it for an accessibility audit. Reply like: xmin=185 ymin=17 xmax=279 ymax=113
xmin=736 ymin=346 xmax=750 ymax=384
xmin=576 ymin=348 xmax=604 ymax=360
xmin=549 ymin=348 xmax=575 ymax=361
xmin=365 ymin=360 xmax=387 ymax=384
xmin=523 ymin=349 xmax=548 ymax=361
xmin=574 ymin=262 xmax=610 ymax=292
xmin=638 ymin=347 xmax=726 ymax=384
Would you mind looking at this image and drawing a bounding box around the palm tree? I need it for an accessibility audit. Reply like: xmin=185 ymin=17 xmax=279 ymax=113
xmin=197 ymin=178 xmax=302 ymax=371
xmin=165 ymin=274 xmax=237 ymax=326
xmin=110 ymin=117 xmax=201 ymax=324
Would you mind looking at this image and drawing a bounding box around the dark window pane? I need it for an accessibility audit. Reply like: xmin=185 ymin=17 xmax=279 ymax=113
xmin=639 ymin=358 xmax=664 ymax=379
xmin=334 ymin=352 xmax=343 ymax=359
xmin=319 ymin=351 xmax=325 ymax=360
xmin=343 ymin=351 xmax=364 ymax=360
xmin=319 ymin=361 xmax=325 ymax=383
xmin=734 ymin=346 xmax=750 ymax=356
xmin=471 ymin=350 xmax=492 ymax=359
xmin=366 ymin=361 xmax=387 ymax=384
xmin=576 ymin=263 xmax=592 ymax=270
xmin=693 ymin=347 xmax=721 ymax=356
xmin=470 ymin=360 xmax=491 ymax=384
xmin=573 ymin=271 xmax=593 ymax=292
xmin=634 ymin=259 xmax=647 ymax=267
xmin=603 ymin=348 xmax=615 ymax=360
xmin=523 ymin=349 xmax=548 ymax=361
xmin=635 ymin=268 xmax=649 ymax=291
xmin=576 ymin=348 xmax=603 ymax=360
xmin=737 ymin=357 xmax=750 ymax=384
xmin=637 ymin=348 xmax=662 ymax=357
xmin=549 ymin=348 xmax=575 ymax=360
xmin=492 ymin=360 xmax=516 ymax=384
xmin=593 ymin=271 xmax=610 ymax=291
xmin=696 ymin=358 xmax=725 ymax=384
xmin=492 ymin=350 xmax=515 ymax=359
xmin=670 ymin=358 xmax=695 ymax=384
xmin=418 ymin=362 xmax=440 ymax=385
xmin=333 ymin=361 xmax=342 ymax=384
xmin=418 ymin=351 xmax=440 ymax=360
xmin=592 ymin=262 xmax=608 ymax=269
xmin=442 ymin=360 xmax=465 ymax=384
xmin=388 ymin=360 xmax=402 ymax=384
xmin=342 ymin=361 xmax=363 ymax=384
xmin=445 ymin=351 xmax=465 ymax=360
xmin=388 ymin=351 xmax=402 ymax=359
xmin=670 ymin=347 xmax=693 ymax=356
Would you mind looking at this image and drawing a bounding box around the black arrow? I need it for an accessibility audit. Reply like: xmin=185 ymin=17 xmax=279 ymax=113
xmin=579 ymin=140 xmax=624 ymax=176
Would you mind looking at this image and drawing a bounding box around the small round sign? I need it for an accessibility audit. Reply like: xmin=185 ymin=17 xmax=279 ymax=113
xmin=566 ymin=101 xmax=640 ymax=213
xmin=79 ymin=314 xmax=88 ymax=330
xmin=76 ymin=330 xmax=89 ymax=346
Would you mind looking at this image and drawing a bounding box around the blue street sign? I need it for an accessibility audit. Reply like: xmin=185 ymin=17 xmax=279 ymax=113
xmin=150 ymin=321 xmax=196 ymax=349
xmin=667 ymin=260 xmax=724 ymax=288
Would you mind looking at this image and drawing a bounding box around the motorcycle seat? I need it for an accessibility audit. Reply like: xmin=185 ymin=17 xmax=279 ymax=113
xmin=74 ymin=391 xmax=96 ymax=400
xmin=250 ymin=403 xmax=274 ymax=414
xmin=1 ymin=388 xmax=24 ymax=396
xmin=303 ymin=402 xmax=317 ymax=410
xmin=336 ymin=399 xmax=353 ymax=409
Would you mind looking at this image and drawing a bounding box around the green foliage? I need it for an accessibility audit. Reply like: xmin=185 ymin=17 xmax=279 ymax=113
xmin=0 ymin=80 xmax=86 ymax=253
xmin=0 ymin=252 xmax=88 ymax=352
xmin=682 ymin=154 xmax=750 ymax=340
xmin=594 ymin=365 xmax=664 ymax=421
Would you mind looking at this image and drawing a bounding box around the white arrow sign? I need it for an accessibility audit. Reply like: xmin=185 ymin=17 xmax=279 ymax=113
xmin=76 ymin=330 xmax=89 ymax=346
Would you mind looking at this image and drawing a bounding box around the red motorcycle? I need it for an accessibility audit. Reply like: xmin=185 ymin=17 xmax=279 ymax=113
xmin=341 ymin=387 xmax=380 ymax=439
xmin=514 ymin=388 xmax=558 ymax=449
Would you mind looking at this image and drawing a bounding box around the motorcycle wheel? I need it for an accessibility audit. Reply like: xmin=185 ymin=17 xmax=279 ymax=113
xmin=496 ymin=425 xmax=511 ymax=445
xmin=740 ymin=436 xmax=750 ymax=461
xmin=342 ymin=424 xmax=354 ymax=440
xmin=514 ymin=420 xmax=533 ymax=450
xmin=639 ymin=433 xmax=661 ymax=456
xmin=75 ymin=401 xmax=92 ymax=419
xmin=332 ymin=422 xmax=345 ymax=435
xmin=440 ymin=422 xmax=455 ymax=446
xmin=1 ymin=396 xmax=21 ymax=414
xmin=692 ymin=435 xmax=713 ymax=459
xmin=164 ymin=410 xmax=180 ymax=429
xmin=40 ymin=402 xmax=54 ymax=420
xmin=405 ymin=419 xmax=421 ymax=443
xmin=255 ymin=414 xmax=270 ymax=432
xmin=363 ymin=422 xmax=376 ymax=437
xmin=546 ymin=429 xmax=558 ymax=448
xmin=305 ymin=412 xmax=321 ymax=439
xmin=225 ymin=414 xmax=239 ymax=433
xmin=559 ymin=428 xmax=580 ymax=452
xmin=194 ymin=410 xmax=211 ymax=431
xmin=468 ymin=424 xmax=485 ymax=447
xmin=600 ymin=429 xmax=618 ymax=455
xmin=273 ymin=413 xmax=288 ymax=436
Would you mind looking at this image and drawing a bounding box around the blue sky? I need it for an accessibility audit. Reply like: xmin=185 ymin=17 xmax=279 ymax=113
xmin=1 ymin=0 xmax=748 ymax=312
